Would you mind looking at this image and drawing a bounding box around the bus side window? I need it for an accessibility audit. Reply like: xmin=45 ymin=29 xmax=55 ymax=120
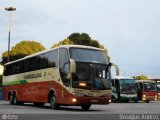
xmin=29 ymin=57 xmax=38 ymax=71
xmin=59 ymin=48 xmax=69 ymax=70
xmin=39 ymin=54 xmax=48 ymax=69
xmin=4 ymin=65 xmax=9 ymax=76
xmin=23 ymin=59 xmax=30 ymax=72
xmin=59 ymin=48 xmax=69 ymax=86
xmin=12 ymin=63 xmax=17 ymax=74
xmin=47 ymin=50 xmax=58 ymax=68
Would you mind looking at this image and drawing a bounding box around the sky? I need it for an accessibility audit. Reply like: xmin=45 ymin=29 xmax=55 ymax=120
xmin=0 ymin=0 xmax=160 ymax=77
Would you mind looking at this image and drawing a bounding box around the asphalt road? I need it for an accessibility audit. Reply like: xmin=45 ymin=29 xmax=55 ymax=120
xmin=0 ymin=100 xmax=160 ymax=120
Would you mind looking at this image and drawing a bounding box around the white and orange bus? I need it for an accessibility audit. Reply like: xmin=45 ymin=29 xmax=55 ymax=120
xmin=3 ymin=45 xmax=119 ymax=110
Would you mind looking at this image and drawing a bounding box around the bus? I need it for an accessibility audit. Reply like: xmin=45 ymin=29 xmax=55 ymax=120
xmin=156 ymin=80 xmax=160 ymax=100
xmin=111 ymin=76 xmax=138 ymax=103
xmin=0 ymin=83 xmax=2 ymax=100
xmin=0 ymin=75 xmax=2 ymax=100
xmin=136 ymin=80 xmax=158 ymax=103
xmin=149 ymin=79 xmax=160 ymax=100
xmin=3 ymin=45 xmax=119 ymax=110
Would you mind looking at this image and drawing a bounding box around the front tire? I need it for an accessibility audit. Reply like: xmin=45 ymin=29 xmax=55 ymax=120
xmin=134 ymin=99 xmax=138 ymax=103
xmin=81 ymin=105 xmax=91 ymax=111
xmin=49 ymin=94 xmax=60 ymax=109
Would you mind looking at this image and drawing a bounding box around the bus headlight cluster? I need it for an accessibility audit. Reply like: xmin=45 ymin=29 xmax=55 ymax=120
xmin=72 ymin=92 xmax=84 ymax=96
xmin=72 ymin=98 xmax=77 ymax=102
xmin=142 ymin=94 xmax=146 ymax=101
xmin=155 ymin=95 xmax=158 ymax=101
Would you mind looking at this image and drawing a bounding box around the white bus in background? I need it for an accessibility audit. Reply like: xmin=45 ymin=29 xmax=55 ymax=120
xmin=111 ymin=76 xmax=138 ymax=103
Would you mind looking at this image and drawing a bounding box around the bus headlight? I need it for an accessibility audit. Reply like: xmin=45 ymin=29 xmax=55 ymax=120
xmin=109 ymin=99 xmax=112 ymax=103
xmin=79 ymin=82 xmax=86 ymax=87
xmin=72 ymin=98 xmax=77 ymax=102
xmin=142 ymin=94 xmax=146 ymax=101
xmin=155 ymin=95 xmax=158 ymax=101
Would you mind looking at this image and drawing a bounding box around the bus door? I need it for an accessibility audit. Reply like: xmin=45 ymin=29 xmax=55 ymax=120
xmin=115 ymin=79 xmax=120 ymax=100
xmin=137 ymin=83 xmax=143 ymax=100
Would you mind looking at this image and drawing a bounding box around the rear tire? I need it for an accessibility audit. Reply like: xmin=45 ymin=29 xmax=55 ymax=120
xmin=13 ymin=93 xmax=17 ymax=105
xmin=81 ymin=105 xmax=91 ymax=111
xmin=9 ymin=94 xmax=14 ymax=105
xmin=49 ymin=94 xmax=60 ymax=109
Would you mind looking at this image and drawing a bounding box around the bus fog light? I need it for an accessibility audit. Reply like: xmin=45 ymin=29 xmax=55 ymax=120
xmin=72 ymin=98 xmax=77 ymax=102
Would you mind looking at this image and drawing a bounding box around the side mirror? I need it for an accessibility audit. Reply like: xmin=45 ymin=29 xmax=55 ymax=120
xmin=110 ymin=63 xmax=119 ymax=76
xmin=70 ymin=59 xmax=76 ymax=73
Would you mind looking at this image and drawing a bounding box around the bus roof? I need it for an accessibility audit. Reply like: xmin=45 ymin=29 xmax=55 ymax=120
xmin=113 ymin=76 xmax=134 ymax=80
xmin=5 ymin=45 xmax=106 ymax=66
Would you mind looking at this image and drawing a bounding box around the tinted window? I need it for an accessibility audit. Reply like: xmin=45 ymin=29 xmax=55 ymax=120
xmin=29 ymin=57 xmax=38 ymax=71
xmin=23 ymin=59 xmax=30 ymax=72
xmin=59 ymin=48 xmax=69 ymax=69
xmin=39 ymin=54 xmax=48 ymax=69
xmin=47 ymin=50 xmax=58 ymax=67
xmin=70 ymin=48 xmax=106 ymax=64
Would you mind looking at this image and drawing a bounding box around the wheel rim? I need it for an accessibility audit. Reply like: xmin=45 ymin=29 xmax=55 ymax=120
xmin=10 ymin=95 xmax=13 ymax=104
xmin=50 ymin=96 xmax=56 ymax=107
xmin=13 ymin=95 xmax=17 ymax=104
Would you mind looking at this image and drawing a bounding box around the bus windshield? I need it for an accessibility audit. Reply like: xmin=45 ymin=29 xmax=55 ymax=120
xmin=120 ymin=79 xmax=137 ymax=94
xmin=72 ymin=63 xmax=111 ymax=90
xmin=70 ymin=48 xmax=111 ymax=90
xmin=143 ymin=82 xmax=157 ymax=92
xmin=70 ymin=48 xmax=107 ymax=64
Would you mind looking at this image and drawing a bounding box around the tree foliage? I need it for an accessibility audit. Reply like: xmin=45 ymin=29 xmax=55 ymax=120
xmin=52 ymin=33 xmax=105 ymax=49
xmin=133 ymin=75 xmax=148 ymax=80
xmin=1 ymin=41 xmax=45 ymax=64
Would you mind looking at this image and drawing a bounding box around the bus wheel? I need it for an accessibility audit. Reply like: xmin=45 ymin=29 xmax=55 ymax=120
xmin=13 ymin=94 xmax=17 ymax=105
xmin=134 ymin=100 xmax=138 ymax=103
xmin=9 ymin=94 xmax=14 ymax=105
xmin=111 ymin=96 xmax=117 ymax=103
xmin=81 ymin=105 xmax=91 ymax=111
xmin=49 ymin=94 xmax=60 ymax=109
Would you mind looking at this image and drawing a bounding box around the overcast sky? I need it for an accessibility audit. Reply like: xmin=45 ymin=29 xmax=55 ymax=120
xmin=0 ymin=0 xmax=160 ymax=77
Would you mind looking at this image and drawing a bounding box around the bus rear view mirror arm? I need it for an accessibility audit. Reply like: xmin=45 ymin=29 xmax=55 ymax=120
xmin=110 ymin=63 xmax=119 ymax=76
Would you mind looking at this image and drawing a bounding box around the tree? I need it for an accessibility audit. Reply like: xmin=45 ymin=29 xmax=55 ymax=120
xmin=1 ymin=41 xmax=45 ymax=64
xmin=52 ymin=32 xmax=105 ymax=49
xmin=134 ymin=75 xmax=148 ymax=80
xmin=52 ymin=38 xmax=73 ymax=48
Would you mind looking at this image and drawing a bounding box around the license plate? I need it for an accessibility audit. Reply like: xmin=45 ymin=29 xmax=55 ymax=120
xmin=91 ymin=100 xmax=98 ymax=102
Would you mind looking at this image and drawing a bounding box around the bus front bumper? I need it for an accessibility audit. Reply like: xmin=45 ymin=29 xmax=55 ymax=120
xmin=120 ymin=94 xmax=138 ymax=101
xmin=65 ymin=96 xmax=111 ymax=105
